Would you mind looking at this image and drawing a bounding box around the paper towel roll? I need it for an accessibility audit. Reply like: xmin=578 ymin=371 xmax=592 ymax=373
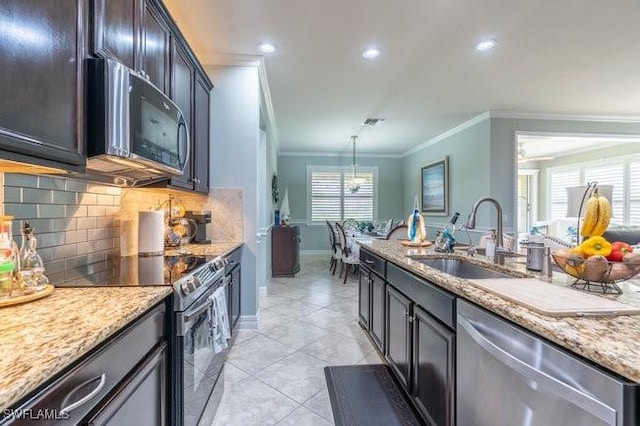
xmin=138 ymin=211 xmax=165 ymax=255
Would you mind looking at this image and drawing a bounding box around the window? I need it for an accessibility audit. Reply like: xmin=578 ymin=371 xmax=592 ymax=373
xmin=549 ymin=169 xmax=580 ymax=220
xmin=307 ymin=166 xmax=378 ymax=223
xmin=548 ymin=155 xmax=640 ymax=225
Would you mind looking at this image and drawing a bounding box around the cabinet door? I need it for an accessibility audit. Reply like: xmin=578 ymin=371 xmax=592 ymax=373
xmin=193 ymin=73 xmax=210 ymax=193
xmin=231 ymin=266 xmax=241 ymax=328
xmin=386 ymin=285 xmax=412 ymax=389
xmin=358 ymin=267 xmax=371 ymax=330
xmin=93 ymin=0 xmax=139 ymax=69
xmin=0 ymin=0 xmax=85 ymax=166
xmin=292 ymin=227 xmax=301 ymax=274
xmin=169 ymin=39 xmax=194 ymax=189
xmin=141 ymin=0 xmax=170 ymax=94
xmin=370 ymin=272 xmax=385 ymax=353
xmin=83 ymin=342 xmax=168 ymax=425
xmin=413 ymin=306 xmax=455 ymax=426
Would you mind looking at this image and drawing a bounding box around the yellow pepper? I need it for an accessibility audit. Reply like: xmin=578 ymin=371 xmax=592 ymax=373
xmin=579 ymin=236 xmax=612 ymax=257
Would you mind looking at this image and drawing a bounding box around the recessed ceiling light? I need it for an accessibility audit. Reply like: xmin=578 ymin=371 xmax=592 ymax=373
xmin=362 ymin=48 xmax=380 ymax=59
xmin=258 ymin=42 xmax=277 ymax=54
xmin=475 ymin=39 xmax=497 ymax=52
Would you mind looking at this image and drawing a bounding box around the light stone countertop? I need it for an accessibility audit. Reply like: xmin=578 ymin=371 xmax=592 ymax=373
xmin=165 ymin=241 xmax=242 ymax=258
xmin=0 ymin=286 xmax=172 ymax=411
xmin=359 ymin=240 xmax=640 ymax=383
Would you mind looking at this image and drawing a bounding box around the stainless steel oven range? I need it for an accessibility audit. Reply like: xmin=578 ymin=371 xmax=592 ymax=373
xmin=171 ymin=255 xmax=229 ymax=426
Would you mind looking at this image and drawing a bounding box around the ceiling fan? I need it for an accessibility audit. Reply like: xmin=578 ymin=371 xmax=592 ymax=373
xmin=517 ymin=141 xmax=554 ymax=163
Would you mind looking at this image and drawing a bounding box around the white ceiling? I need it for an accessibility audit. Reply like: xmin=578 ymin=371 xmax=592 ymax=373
xmin=164 ymin=0 xmax=640 ymax=155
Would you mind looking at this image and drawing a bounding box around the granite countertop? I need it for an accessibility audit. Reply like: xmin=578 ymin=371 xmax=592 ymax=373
xmin=165 ymin=241 xmax=242 ymax=258
xmin=0 ymin=286 xmax=172 ymax=411
xmin=359 ymin=240 xmax=640 ymax=383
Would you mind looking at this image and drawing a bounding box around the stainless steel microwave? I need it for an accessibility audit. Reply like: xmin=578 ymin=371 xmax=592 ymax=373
xmin=86 ymin=58 xmax=189 ymax=186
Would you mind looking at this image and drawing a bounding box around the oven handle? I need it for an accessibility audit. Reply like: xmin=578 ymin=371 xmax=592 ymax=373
xmin=177 ymin=298 xmax=213 ymax=336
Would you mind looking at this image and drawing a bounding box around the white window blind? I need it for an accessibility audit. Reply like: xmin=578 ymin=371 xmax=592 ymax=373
xmin=584 ymin=164 xmax=624 ymax=224
xmin=309 ymin=170 xmax=342 ymax=222
xmin=629 ymin=161 xmax=640 ymax=226
xmin=549 ymin=169 xmax=580 ymax=220
xmin=307 ymin=166 xmax=377 ymax=223
xmin=548 ymin=155 xmax=640 ymax=226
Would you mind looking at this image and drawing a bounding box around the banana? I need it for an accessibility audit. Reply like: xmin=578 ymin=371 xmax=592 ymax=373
xmin=580 ymin=194 xmax=600 ymax=237
xmin=590 ymin=195 xmax=611 ymax=236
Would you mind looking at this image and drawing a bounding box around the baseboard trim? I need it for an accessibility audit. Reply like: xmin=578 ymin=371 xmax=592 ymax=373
xmin=301 ymin=249 xmax=332 ymax=255
xmin=236 ymin=315 xmax=258 ymax=329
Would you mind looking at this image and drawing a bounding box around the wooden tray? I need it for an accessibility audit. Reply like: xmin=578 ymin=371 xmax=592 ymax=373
xmin=399 ymin=239 xmax=432 ymax=247
xmin=0 ymin=285 xmax=54 ymax=308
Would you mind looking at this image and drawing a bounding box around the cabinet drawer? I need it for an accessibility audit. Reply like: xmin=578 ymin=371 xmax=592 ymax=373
xmin=360 ymin=249 xmax=386 ymax=278
xmin=8 ymin=303 xmax=166 ymax=425
xmin=387 ymin=263 xmax=455 ymax=329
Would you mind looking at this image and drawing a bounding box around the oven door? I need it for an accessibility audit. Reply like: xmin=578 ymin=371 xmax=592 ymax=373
xmin=129 ymin=73 xmax=190 ymax=175
xmin=177 ymin=295 xmax=225 ymax=426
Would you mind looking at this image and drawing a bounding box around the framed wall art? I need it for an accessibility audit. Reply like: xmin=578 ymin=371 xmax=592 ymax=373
xmin=421 ymin=157 xmax=448 ymax=215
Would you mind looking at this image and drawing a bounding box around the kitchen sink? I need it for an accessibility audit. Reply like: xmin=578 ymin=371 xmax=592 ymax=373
xmin=415 ymin=258 xmax=514 ymax=279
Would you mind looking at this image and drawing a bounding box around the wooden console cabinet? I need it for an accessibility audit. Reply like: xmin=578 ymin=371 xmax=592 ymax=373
xmin=272 ymin=226 xmax=300 ymax=277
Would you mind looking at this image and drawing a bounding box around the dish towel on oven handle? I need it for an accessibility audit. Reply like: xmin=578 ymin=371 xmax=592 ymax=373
xmin=208 ymin=286 xmax=230 ymax=353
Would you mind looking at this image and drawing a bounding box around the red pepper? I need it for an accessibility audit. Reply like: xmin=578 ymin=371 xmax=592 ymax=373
xmin=606 ymin=241 xmax=634 ymax=262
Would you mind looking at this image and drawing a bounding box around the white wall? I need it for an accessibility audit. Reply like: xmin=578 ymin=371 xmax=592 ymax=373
xmin=208 ymin=65 xmax=261 ymax=322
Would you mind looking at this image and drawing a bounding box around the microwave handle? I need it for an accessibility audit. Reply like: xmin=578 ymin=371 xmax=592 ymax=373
xmin=178 ymin=120 xmax=190 ymax=173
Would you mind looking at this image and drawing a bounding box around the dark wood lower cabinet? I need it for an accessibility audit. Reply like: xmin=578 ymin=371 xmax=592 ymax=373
xmin=358 ymin=267 xmax=371 ymax=330
xmin=82 ymin=342 xmax=168 ymax=425
xmin=369 ymin=271 xmax=385 ymax=352
xmin=412 ymin=306 xmax=455 ymax=426
xmin=227 ymin=264 xmax=241 ymax=330
xmin=271 ymin=226 xmax=300 ymax=277
xmin=385 ymin=285 xmax=412 ymax=389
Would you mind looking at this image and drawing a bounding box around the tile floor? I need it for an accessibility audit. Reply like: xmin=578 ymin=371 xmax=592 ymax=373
xmin=209 ymin=254 xmax=383 ymax=425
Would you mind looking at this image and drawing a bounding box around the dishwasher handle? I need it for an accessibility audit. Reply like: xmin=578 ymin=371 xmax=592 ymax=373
xmin=458 ymin=315 xmax=617 ymax=425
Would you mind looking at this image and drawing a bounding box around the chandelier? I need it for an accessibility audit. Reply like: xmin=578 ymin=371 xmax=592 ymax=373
xmin=348 ymin=135 xmax=366 ymax=193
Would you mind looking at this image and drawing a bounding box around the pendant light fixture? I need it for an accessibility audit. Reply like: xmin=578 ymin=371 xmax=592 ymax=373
xmin=348 ymin=135 xmax=366 ymax=193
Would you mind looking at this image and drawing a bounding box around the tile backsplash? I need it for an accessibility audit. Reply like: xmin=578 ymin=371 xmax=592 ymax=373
xmin=1 ymin=172 xmax=244 ymax=283
xmin=2 ymin=173 xmax=121 ymax=284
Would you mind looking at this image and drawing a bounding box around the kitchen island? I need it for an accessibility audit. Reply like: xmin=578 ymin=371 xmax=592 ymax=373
xmin=0 ymin=286 xmax=172 ymax=413
xmin=359 ymin=240 xmax=640 ymax=382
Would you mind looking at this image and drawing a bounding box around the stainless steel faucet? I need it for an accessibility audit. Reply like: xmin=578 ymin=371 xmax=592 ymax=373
xmin=465 ymin=197 xmax=505 ymax=264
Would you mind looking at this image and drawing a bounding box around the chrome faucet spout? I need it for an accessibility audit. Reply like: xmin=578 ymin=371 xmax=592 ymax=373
xmin=466 ymin=197 xmax=505 ymax=264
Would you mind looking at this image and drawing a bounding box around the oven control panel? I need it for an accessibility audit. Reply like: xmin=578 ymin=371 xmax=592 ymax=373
xmin=177 ymin=257 xmax=225 ymax=297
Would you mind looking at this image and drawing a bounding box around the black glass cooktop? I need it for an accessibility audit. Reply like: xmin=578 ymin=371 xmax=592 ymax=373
xmin=53 ymin=253 xmax=216 ymax=287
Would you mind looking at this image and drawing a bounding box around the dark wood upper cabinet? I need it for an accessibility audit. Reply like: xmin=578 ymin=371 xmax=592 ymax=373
xmin=141 ymin=0 xmax=170 ymax=94
xmin=193 ymin=73 xmax=211 ymax=193
xmin=169 ymin=39 xmax=195 ymax=190
xmin=0 ymin=0 xmax=85 ymax=167
xmin=92 ymin=0 xmax=139 ymax=70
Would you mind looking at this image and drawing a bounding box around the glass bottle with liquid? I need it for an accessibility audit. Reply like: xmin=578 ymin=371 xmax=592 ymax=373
xmin=19 ymin=221 xmax=49 ymax=287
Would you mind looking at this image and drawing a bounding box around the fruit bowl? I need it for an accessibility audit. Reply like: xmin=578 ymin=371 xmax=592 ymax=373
xmin=551 ymin=252 xmax=640 ymax=294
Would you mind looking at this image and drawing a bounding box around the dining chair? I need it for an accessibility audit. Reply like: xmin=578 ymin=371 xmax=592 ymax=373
xmin=386 ymin=224 xmax=408 ymax=240
xmin=380 ymin=218 xmax=393 ymax=236
xmin=335 ymin=222 xmax=360 ymax=283
xmin=342 ymin=218 xmax=359 ymax=232
xmin=326 ymin=220 xmax=341 ymax=275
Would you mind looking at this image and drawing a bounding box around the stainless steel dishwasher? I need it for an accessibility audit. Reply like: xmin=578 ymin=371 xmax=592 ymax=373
xmin=457 ymin=300 xmax=639 ymax=426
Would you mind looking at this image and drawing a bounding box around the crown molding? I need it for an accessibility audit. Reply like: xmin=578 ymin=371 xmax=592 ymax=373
xmin=198 ymin=51 xmax=263 ymax=67
xmin=258 ymin=61 xmax=279 ymax=153
xmin=489 ymin=110 xmax=640 ymax=123
xmin=279 ymin=151 xmax=403 ymax=158
xmin=402 ymin=112 xmax=490 ymax=157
